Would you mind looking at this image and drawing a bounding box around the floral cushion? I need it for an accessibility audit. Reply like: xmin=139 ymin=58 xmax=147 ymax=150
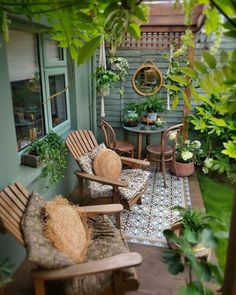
xmin=77 ymin=143 xmax=106 ymax=174
xmin=64 ymin=215 xmax=133 ymax=295
xmin=88 ymin=169 xmax=150 ymax=201
xmin=21 ymin=192 xmax=74 ymax=269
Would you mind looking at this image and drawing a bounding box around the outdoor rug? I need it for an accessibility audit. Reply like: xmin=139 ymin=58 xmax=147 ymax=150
xmin=121 ymin=170 xmax=191 ymax=247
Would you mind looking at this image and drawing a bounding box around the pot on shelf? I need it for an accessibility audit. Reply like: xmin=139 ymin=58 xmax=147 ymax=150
xmin=170 ymin=161 xmax=195 ymax=177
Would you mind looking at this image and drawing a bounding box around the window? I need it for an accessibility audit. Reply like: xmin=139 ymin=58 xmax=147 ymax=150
xmin=7 ymin=30 xmax=70 ymax=151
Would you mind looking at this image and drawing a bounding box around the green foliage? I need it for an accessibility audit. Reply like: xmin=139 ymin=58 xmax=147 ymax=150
xmin=0 ymin=253 xmax=14 ymax=288
xmin=142 ymin=93 xmax=165 ymax=113
xmin=92 ymin=66 xmax=119 ymax=95
xmin=175 ymin=138 xmax=203 ymax=163
xmin=198 ymin=174 xmax=234 ymax=269
xmin=28 ymin=131 xmax=68 ymax=185
xmin=109 ymin=57 xmax=129 ymax=82
xmin=163 ymin=206 xmax=224 ymax=295
xmin=0 ymin=0 xmax=149 ymax=64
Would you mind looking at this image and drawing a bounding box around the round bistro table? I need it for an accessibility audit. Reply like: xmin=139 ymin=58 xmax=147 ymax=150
xmin=122 ymin=122 xmax=168 ymax=159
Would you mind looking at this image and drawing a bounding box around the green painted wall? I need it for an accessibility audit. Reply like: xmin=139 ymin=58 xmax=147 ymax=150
xmin=0 ymin=31 xmax=93 ymax=271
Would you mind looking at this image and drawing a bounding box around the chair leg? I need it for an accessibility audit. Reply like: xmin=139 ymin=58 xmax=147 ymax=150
xmin=161 ymin=157 xmax=167 ymax=188
xmin=130 ymin=148 xmax=134 ymax=158
xmin=137 ymin=196 xmax=142 ymax=205
xmin=34 ymin=279 xmax=46 ymax=295
xmin=114 ymin=270 xmax=125 ymax=295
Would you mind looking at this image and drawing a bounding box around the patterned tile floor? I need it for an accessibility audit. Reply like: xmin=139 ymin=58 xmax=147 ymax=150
xmin=121 ymin=170 xmax=191 ymax=247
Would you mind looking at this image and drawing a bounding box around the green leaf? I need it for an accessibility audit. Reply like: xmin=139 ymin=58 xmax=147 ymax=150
xmin=77 ymin=36 xmax=101 ymax=65
xmin=133 ymin=5 xmax=148 ymax=22
xmin=222 ymin=140 xmax=236 ymax=159
xmin=189 ymin=84 xmax=199 ymax=101
xmin=172 ymin=94 xmax=179 ymax=109
xmin=220 ymin=50 xmax=228 ymax=64
xmin=184 ymin=228 xmax=198 ymax=244
xmin=69 ymin=45 xmax=79 ymax=60
xmin=202 ymin=50 xmax=217 ymax=69
xmin=165 ymin=85 xmax=180 ymax=91
xmin=169 ymin=75 xmax=189 ymax=86
xmin=180 ymin=67 xmax=196 ymax=78
xmin=127 ymin=23 xmax=141 ymax=39
xmin=163 ymin=229 xmax=179 ymax=243
xmin=198 ymin=229 xmax=217 ymax=248
xmin=192 ymin=60 xmax=208 ymax=74
xmin=169 ymin=261 xmax=184 ymax=275
xmin=224 ymin=29 xmax=236 ymax=39
xmin=182 ymin=91 xmax=190 ymax=109
xmin=209 ymin=117 xmax=227 ymax=127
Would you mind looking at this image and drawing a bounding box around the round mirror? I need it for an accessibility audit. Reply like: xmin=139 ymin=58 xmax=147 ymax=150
xmin=132 ymin=61 xmax=163 ymax=96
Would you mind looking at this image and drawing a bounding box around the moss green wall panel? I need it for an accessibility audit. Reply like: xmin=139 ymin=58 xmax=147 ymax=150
xmin=0 ymin=34 xmax=21 ymax=188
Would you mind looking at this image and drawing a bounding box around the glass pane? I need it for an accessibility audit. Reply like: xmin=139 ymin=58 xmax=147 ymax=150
xmin=6 ymin=30 xmax=45 ymax=151
xmin=49 ymin=74 xmax=67 ymax=127
xmin=45 ymin=38 xmax=64 ymax=62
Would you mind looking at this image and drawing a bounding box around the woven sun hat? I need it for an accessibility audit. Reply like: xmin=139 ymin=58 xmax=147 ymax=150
xmin=43 ymin=196 xmax=91 ymax=263
xmin=93 ymin=148 xmax=122 ymax=180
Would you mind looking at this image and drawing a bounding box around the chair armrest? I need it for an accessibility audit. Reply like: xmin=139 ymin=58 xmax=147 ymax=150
xmin=32 ymin=252 xmax=142 ymax=280
xmin=120 ymin=156 xmax=150 ymax=168
xmin=79 ymin=204 xmax=123 ymax=217
xmin=75 ymin=171 xmax=128 ymax=187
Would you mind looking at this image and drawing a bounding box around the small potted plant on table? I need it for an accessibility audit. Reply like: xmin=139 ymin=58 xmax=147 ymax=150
xmin=143 ymin=93 xmax=165 ymax=121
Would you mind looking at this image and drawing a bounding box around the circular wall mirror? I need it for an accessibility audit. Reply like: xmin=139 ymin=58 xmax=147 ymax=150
xmin=132 ymin=61 xmax=163 ymax=96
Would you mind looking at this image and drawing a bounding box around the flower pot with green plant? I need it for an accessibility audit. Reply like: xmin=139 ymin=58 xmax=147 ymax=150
xmin=163 ymin=206 xmax=224 ymax=295
xmin=21 ymin=131 xmax=68 ymax=185
xmin=170 ymin=138 xmax=203 ymax=177
xmin=92 ymin=65 xmax=119 ymax=97
xmin=123 ymin=102 xmax=141 ymax=127
xmin=143 ymin=93 xmax=165 ymax=121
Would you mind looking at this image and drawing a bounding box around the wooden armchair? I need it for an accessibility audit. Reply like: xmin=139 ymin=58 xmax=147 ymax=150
xmin=0 ymin=182 xmax=142 ymax=295
xmin=66 ymin=130 xmax=150 ymax=210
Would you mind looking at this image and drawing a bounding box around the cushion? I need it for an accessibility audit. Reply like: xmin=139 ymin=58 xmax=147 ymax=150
xmin=93 ymin=148 xmax=122 ymax=180
xmin=64 ymin=215 xmax=134 ymax=295
xmin=43 ymin=196 xmax=91 ymax=263
xmin=77 ymin=143 xmax=106 ymax=174
xmin=88 ymin=169 xmax=150 ymax=201
xmin=21 ymin=192 xmax=74 ymax=269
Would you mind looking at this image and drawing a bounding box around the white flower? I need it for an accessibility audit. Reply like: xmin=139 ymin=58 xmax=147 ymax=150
xmin=184 ymin=140 xmax=190 ymax=145
xmin=204 ymin=157 xmax=214 ymax=169
xmin=168 ymin=131 xmax=177 ymax=141
xmin=181 ymin=151 xmax=193 ymax=161
xmin=192 ymin=140 xmax=201 ymax=149
xmin=202 ymin=167 xmax=209 ymax=174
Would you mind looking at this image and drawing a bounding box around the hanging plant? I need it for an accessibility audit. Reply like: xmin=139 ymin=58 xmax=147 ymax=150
xmin=92 ymin=66 xmax=119 ymax=97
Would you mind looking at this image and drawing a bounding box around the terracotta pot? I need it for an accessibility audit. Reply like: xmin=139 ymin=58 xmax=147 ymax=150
xmin=170 ymin=161 xmax=195 ymax=177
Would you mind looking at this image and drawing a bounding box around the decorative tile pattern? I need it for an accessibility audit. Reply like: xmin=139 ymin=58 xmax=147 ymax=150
xmin=121 ymin=171 xmax=191 ymax=247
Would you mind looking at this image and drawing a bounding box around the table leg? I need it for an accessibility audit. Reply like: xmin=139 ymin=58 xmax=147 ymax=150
xmin=137 ymin=133 xmax=142 ymax=160
xmin=146 ymin=134 xmax=150 ymax=146
xmin=124 ymin=130 xmax=128 ymax=141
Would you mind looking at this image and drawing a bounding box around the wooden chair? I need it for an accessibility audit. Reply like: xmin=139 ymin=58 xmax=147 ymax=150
xmin=0 ymin=182 xmax=142 ymax=295
xmin=146 ymin=123 xmax=183 ymax=188
xmin=101 ymin=120 xmax=135 ymax=157
xmin=66 ymin=130 xmax=150 ymax=211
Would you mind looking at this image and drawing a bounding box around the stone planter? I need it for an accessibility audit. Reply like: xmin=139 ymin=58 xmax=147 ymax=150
xmin=170 ymin=161 xmax=195 ymax=177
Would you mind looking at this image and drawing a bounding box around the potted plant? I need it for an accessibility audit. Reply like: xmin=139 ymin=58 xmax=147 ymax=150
xmin=21 ymin=131 xmax=68 ymax=185
xmin=123 ymin=103 xmax=140 ymax=127
xmin=109 ymin=57 xmax=129 ymax=82
xmin=142 ymin=93 xmax=165 ymax=121
xmin=92 ymin=65 xmax=119 ymax=97
xmin=163 ymin=206 xmax=224 ymax=294
xmin=170 ymin=138 xmax=203 ymax=177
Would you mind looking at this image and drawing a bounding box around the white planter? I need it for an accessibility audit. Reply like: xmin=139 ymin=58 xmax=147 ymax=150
xmin=147 ymin=112 xmax=157 ymax=121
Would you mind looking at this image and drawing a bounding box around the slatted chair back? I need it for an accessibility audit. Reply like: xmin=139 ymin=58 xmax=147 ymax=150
xmin=100 ymin=120 xmax=117 ymax=150
xmin=161 ymin=123 xmax=184 ymax=155
xmin=66 ymin=130 xmax=98 ymax=161
xmin=0 ymin=182 xmax=30 ymax=245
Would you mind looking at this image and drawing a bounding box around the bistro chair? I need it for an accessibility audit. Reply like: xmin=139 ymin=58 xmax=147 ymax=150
xmin=66 ymin=129 xmax=150 ymax=212
xmin=100 ymin=119 xmax=135 ymax=158
xmin=146 ymin=123 xmax=183 ymax=188
xmin=0 ymin=182 xmax=142 ymax=295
